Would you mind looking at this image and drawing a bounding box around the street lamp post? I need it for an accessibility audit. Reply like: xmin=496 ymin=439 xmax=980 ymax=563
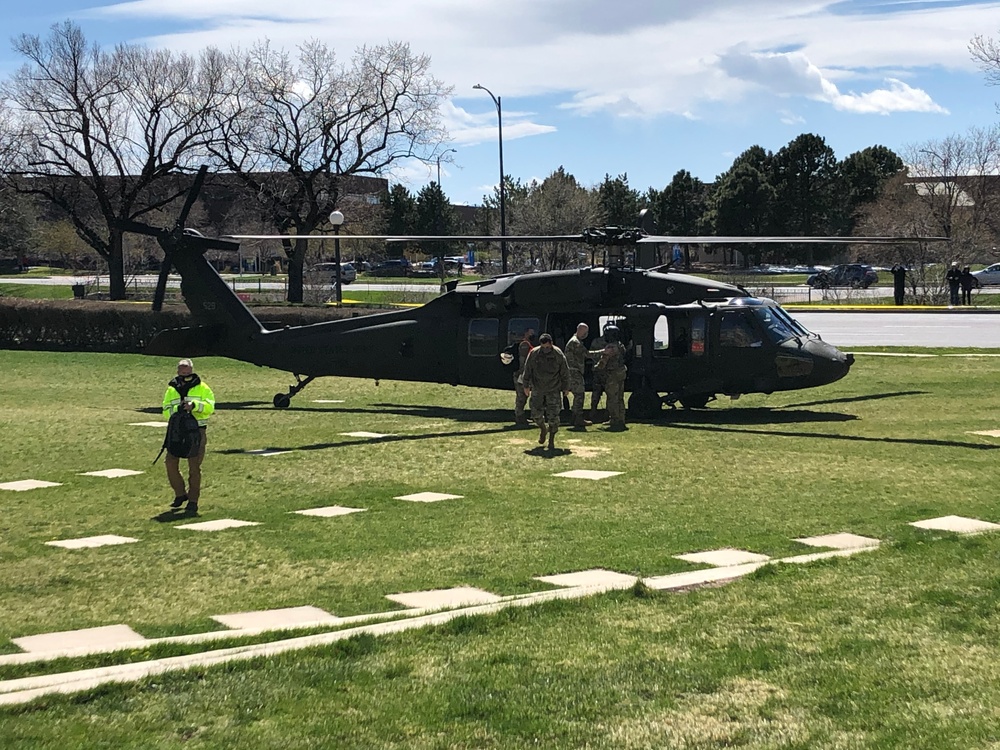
xmin=473 ymin=83 xmax=507 ymax=273
xmin=330 ymin=210 xmax=344 ymax=305
xmin=436 ymin=148 xmax=457 ymax=185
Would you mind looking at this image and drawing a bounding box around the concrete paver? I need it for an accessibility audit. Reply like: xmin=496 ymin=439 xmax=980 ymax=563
xmin=552 ymin=470 xmax=623 ymax=480
xmin=394 ymin=492 xmax=463 ymax=503
xmin=794 ymin=533 xmax=880 ymax=550
xmin=386 ymin=586 xmax=501 ymax=610
xmin=176 ymin=519 xmax=260 ymax=532
xmin=13 ymin=625 xmax=147 ymax=654
xmin=1 ymin=480 xmax=62 ymax=491
xmin=78 ymin=469 xmax=144 ymax=478
xmin=293 ymin=505 xmax=367 ymax=517
xmin=909 ymin=515 xmax=1000 ymax=534
xmin=341 ymin=431 xmax=393 ymax=439
xmin=675 ymin=548 xmax=771 ymax=567
xmin=535 ymin=569 xmax=637 ymax=588
xmin=45 ymin=535 xmax=138 ymax=549
xmin=212 ymin=606 xmax=342 ymax=630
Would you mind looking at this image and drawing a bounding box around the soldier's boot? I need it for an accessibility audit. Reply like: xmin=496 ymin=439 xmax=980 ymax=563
xmin=608 ymin=421 xmax=627 ymax=432
xmin=547 ymin=429 xmax=556 ymax=452
xmin=538 ymin=422 xmax=548 ymax=445
xmin=571 ymin=415 xmax=587 ymax=431
xmin=515 ymin=416 xmax=530 ymax=429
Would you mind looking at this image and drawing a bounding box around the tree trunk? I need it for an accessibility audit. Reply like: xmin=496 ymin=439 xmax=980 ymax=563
xmin=108 ymin=230 xmax=126 ymax=301
xmin=286 ymin=238 xmax=307 ymax=303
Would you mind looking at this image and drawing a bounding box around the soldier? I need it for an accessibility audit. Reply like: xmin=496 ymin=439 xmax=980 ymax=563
xmin=521 ymin=333 xmax=571 ymax=452
xmin=596 ymin=325 xmax=628 ymax=431
xmin=512 ymin=327 xmax=535 ymax=428
xmin=564 ymin=322 xmax=592 ymax=430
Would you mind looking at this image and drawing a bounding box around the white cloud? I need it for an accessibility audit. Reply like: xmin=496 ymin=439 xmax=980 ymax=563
xmin=75 ymin=0 xmax=998 ymax=122
xmin=718 ymin=48 xmax=949 ymax=115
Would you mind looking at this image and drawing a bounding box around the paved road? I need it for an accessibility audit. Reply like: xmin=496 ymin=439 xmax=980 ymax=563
xmin=793 ymin=312 xmax=1000 ymax=348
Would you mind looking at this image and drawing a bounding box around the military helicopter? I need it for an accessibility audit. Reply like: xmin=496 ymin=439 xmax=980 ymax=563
xmin=122 ymin=167 xmax=943 ymax=418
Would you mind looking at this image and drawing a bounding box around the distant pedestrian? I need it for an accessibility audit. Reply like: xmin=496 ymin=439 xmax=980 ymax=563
xmin=512 ymin=327 xmax=535 ymax=428
xmin=521 ymin=333 xmax=570 ymax=452
xmin=891 ymin=264 xmax=907 ymax=306
xmin=162 ymin=359 xmax=215 ymax=514
xmin=946 ymin=261 xmax=961 ymax=307
xmin=564 ymin=323 xmax=591 ymax=430
xmin=960 ymin=266 xmax=974 ymax=306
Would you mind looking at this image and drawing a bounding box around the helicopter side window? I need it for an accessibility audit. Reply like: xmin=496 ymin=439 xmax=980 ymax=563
xmin=653 ymin=316 xmax=670 ymax=352
xmin=507 ymin=317 xmax=540 ymax=346
xmin=468 ymin=318 xmax=499 ymax=357
xmin=719 ymin=312 xmax=762 ymax=348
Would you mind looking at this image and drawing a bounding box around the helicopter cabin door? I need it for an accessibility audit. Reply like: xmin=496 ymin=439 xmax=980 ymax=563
xmin=712 ymin=308 xmax=766 ymax=394
xmin=643 ymin=307 xmax=710 ymax=392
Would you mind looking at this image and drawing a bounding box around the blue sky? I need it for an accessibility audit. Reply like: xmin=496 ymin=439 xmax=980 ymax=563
xmin=3 ymin=1 xmax=1000 ymax=208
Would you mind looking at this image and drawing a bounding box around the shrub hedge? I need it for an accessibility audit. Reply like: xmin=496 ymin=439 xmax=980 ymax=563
xmin=0 ymin=299 xmax=364 ymax=353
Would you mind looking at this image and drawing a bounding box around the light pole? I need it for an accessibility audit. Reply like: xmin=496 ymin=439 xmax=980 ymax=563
xmin=473 ymin=83 xmax=507 ymax=273
xmin=436 ymin=148 xmax=457 ymax=186
xmin=330 ymin=210 xmax=344 ymax=305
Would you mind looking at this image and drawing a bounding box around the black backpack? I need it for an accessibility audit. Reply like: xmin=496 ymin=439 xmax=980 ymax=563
xmin=154 ymin=409 xmax=202 ymax=463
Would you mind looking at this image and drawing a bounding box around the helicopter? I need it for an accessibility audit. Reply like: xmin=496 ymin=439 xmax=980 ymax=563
xmin=121 ymin=167 xmax=944 ymax=418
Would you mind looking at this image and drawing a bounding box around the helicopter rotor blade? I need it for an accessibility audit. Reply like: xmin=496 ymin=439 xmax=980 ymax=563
xmin=176 ymin=165 xmax=208 ymax=229
xmin=152 ymin=254 xmax=172 ymax=312
xmin=113 ymin=218 xmax=164 ymax=238
xmin=638 ymin=235 xmax=950 ymax=244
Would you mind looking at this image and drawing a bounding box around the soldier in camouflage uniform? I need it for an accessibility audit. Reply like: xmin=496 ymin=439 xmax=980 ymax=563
xmin=521 ymin=333 xmax=571 ymax=452
xmin=512 ymin=328 xmax=535 ymax=427
xmin=564 ymin=322 xmax=592 ymax=430
xmin=596 ymin=325 xmax=628 ymax=431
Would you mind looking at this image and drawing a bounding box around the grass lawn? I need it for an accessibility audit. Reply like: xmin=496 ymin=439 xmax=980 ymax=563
xmin=0 ymin=283 xmax=75 ymax=300
xmin=1 ymin=350 xmax=1000 ymax=746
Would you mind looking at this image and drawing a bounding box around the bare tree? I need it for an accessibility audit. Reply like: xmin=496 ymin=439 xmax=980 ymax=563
xmin=970 ymin=33 xmax=1000 ymax=94
xmin=902 ymin=127 xmax=1000 ymax=243
xmin=208 ymin=39 xmax=451 ymax=302
xmin=0 ymin=22 xmax=226 ymax=299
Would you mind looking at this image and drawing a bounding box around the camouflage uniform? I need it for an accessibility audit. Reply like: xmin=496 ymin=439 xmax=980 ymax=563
xmin=588 ymin=335 xmax=607 ymax=422
xmin=513 ymin=338 xmax=533 ymax=425
xmin=597 ymin=342 xmax=628 ymax=430
xmin=521 ymin=343 xmax=570 ymax=448
xmin=564 ymin=333 xmax=589 ymax=428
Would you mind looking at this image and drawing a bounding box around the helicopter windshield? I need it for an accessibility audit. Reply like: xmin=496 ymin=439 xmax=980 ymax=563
xmin=751 ymin=306 xmax=799 ymax=344
xmin=767 ymin=305 xmax=812 ymax=338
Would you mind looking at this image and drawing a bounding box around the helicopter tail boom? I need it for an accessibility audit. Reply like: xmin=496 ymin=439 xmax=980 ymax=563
xmin=146 ymin=238 xmax=264 ymax=362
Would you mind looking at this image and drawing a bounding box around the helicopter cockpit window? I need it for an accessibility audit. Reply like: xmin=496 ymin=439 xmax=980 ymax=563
xmin=751 ymin=307 xmax=797 ymax=344
xmin=719 ymin=312 xmax=762 ymax=348
xmin=507 ymin=317 xmax=540 ymax=346
xmin=468 ymin=318 xmax=499 ymax=357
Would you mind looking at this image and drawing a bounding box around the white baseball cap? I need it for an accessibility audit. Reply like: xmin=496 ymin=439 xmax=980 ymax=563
xmin=178 ymin=359 xmax=194 ymax=368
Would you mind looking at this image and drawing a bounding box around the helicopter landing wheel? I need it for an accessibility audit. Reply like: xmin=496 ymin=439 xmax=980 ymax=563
xmin=680 ymin=394 xmax=713 ymax=409
xmin=272 ymin=374 xmax=317 ymax=409
xmin=627 ymin=388 xmax=663 ymax=420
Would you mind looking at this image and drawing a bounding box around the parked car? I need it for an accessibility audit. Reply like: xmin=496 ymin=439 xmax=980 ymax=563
xmin=807 ymin=264 xmax=878 ymax=289
xmin=309 ymin=262 xmax=356 ymax=284
xmin=971 ymin=263 xmax=1000 ymax=287
xmin=370 ymin=258 xmax=411 ymax=277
